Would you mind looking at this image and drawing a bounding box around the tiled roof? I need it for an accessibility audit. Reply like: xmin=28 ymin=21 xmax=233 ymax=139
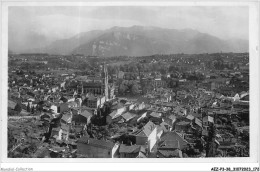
xmin=203 ymin=116 xmax=214 ymax=123
xmin=194 ymin=118 xmax=202 ymax=128
xmin=61 ymin=113 xmax=72 ymax=123
xmin=78 ymin=136 xmax=114 ymax=150
xmin=122 ymin=112 xmax=136 ymax=121
xmin=158 ymin=149 xmax=182 ymax=158
xmin=143 ymin=121 xmax=157 ymax=137
xmin=136 ymin=151 xmax=147 ymax=158
xmin=109 ymin=110 xmax=118 ymax=118
xmin=132 ymin=130 xmax=147 ymax=137
xmin=80 ymin=109 xmax=93 ymax=119
xmin=159 ymin=140 xmax=180 ymax=149
xmin=176 ymin=121 xmax=190 ymax=126
xmin=168 ymin=115 xmax=176 ymax=121
xmin=160 ymin=131 xmax=188 ymax=144
xmin=186 ymin=114 xmax=195 ymax=121
xmin=119 ymin=144 xmax=141 ymax=153
xmin=162 ymin=118 xmax=173 ymax=126
xmin=149 ymin=112 xmax=161 ymax=118
xmin=160 ymin=121 xmax=172 ymax=128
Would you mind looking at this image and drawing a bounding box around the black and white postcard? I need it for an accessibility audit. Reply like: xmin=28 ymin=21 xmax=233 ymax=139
xmin=1 ymin=1 xmax=259 ymax=172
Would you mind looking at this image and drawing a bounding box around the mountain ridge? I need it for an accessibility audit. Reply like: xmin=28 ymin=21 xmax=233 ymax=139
xmin=10 ymin=25 xmax=248 ymax=56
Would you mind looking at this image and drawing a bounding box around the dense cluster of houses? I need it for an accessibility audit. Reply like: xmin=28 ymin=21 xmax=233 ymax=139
xmin=8 ymin=58 xmax=249 ymax=158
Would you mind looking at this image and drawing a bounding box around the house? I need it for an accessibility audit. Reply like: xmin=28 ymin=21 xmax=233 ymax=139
xmin=148 ymin=111 xmax=162 ymax=124
xmin=67 ymin=101 xmax=78 ymax=108
xmin=162 ymin=114 xmax=177 ymax=129
xmin=80 ymin=109 xmax=93 ymax=125
xmin=118 ymin=144 xmax=146 ymax=158
xmin=61 ymin=112 xmax=73 ymax=124
xmin=106 ymin=110 xmax=119 ymax=124
xmin=157 ymin=149 xmax=183 ymax=158
xmin=175 ymin=121 xmax=191 ymax=133
xmin=130 ymin=121 xmax=157 ymax=145
xmin=59 ymin=123 xmax=70 ymax=141
xmin=72 ymin=114 xmax=88 ymax=126
xmin=160 ymin=121 xmax=172 ymax=131
xmin=84 ymin=95 xmax=106 ymax=109
xmin=158 ymin=140 xmax=180 ymax=150
xmin=157 ymin=140 xmax=183 ymax=158
xmin=72 ymin=107 xmax=92 ymax=125
xmin=75 ymin=98 xmax=82 ymax=107
xmin=58 ymin=103 xmax=69 ymax=113
xmin=50 ymin=104 xmax=58 ymax=114
xmin=51 ymin=127 xmax=61 ymax=139
xmin=127 ymin=115 xmax=140 ymax=126
xmin=192 ymin=118 xmax=203 ymax=130
xmin=173 ymin=107 xmax=187 ymax=117
xmin=203 ymin=116 xmax=214 ymax=127
xmin=106 ymin=107 xmax=126 ymax=124
xmin=122 ymin=112 xmax=137 ymax=122
xmin=137 ymin=112 xmax=148 ymax=123
xmin=185 ymin=114 xmax=195 ymax=121
xmin=159 ymin=131 xmax=189 ymax=150
xmin=77 ymin=136 xmax=115 ymax=158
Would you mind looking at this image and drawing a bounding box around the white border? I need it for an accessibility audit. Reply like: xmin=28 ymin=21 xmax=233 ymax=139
xmin=1 ymin=1 xmax=259 ymax=171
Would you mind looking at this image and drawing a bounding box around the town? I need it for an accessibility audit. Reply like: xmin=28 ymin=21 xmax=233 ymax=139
xmin=8 ymin=52 xmax=249 ymax=158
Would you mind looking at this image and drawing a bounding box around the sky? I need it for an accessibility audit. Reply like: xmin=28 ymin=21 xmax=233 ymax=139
xmin=8 ymin=6 xmax=249 ymax=52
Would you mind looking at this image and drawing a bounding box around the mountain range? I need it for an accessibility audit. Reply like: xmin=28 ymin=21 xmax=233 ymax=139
xmin=10 ymin=25 xmax=248 ymax=56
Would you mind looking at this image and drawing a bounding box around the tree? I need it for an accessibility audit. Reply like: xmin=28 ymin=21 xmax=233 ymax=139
xmin=31 ymin=106 xmax=35 ymax=114
xmin=169 ymin=65 xmax=178 ymax=72
xmin=131 ymin=83 xmax=139 ymax=95
xmin=119 ymin=81 xmax=128 ymax=95
xmin=27 ymin=102 xmax=31 ymax=112
xmin=14 ymin=103 xmax=22 ymax=113
xmin=206 ymin=123 xmax=217 ymax=157
xmin=118 ymin=80 xmax=139 ymax=95
xmin=159 ymin=68 xmax=167 ymax=75
xmin=151 ymin=72 xmax=156 ymax=77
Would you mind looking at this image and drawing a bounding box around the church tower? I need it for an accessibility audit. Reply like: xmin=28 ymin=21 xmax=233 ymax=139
xmin=103 ymin=64 xmax=109 ymax=100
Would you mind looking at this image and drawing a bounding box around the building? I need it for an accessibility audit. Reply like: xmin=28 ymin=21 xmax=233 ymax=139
xmin=143 ymin=78 xmax=167 ymax=90
xmin=209 ymin=78 xmax=229 ymax=90
xmin=68 ymin=65 xmax=110 ymax=100
xmin=83 ymin=96 xmax=106 ymax=109
xmin=106 ymin=106 xmax=126 ymax=124
xmin=157 ymin=140 xmax=183 ymax=158
xmin=118 ymin=144 xmax=146 ymax=158
xmin=130 ymin=121 xmax=157 ymax=145
xmin=77 ymin=136 xmax=115 ymax=158
xmin=159 ymin=131 xmax=189 ymax=150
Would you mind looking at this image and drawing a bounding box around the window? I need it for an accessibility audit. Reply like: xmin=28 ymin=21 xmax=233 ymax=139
xmin=108 ymin=151 xmax=110 ymax=155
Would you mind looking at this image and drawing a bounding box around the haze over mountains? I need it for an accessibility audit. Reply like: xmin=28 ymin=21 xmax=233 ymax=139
xmin=10 ymin=26 xmax=248 ymax=56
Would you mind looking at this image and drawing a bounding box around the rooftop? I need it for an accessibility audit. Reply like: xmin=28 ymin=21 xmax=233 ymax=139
xmin=77 ymin=136 xmax=115 ymax=150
